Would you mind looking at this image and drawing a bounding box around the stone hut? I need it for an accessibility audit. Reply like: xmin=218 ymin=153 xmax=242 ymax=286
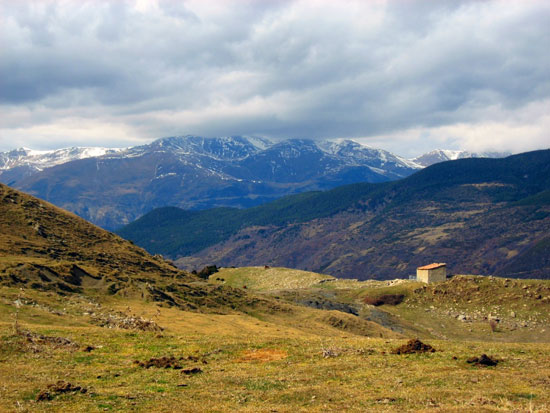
xmin=416 ymin=263 xmax=447 ymax=283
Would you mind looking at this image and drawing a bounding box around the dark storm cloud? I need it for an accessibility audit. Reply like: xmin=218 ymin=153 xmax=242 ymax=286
xmin=0 ymin=0 xmax=549 ymax=154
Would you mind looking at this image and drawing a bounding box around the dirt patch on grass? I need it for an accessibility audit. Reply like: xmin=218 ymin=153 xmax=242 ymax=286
xmin=391 ymin=338 xmax=436 ymax=354
xmin=182 ymin=367 xmax=203 ymax=375
xmin=467 ymin=354 xmax=498 ymax=367
xmin=36 ymin=381 xmax=87 ymax=401
xmin=91 ymin=311 xmax=163 ymax=332
xmin=237 ymin=348 xmax=288 ymax=362
xmin=18 ymin=329 xmax=79 ymax=351
xmin=134 ymin=356 xmax=183 ymax=369
xmin=134 ymin=355 xmax=208 ymax=373
xmin=321 ymin=347 xmax=376 ymax=358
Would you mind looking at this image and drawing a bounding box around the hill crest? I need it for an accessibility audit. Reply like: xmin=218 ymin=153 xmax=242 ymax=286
xmin=0 ymin=183 xmax=264 ymax=312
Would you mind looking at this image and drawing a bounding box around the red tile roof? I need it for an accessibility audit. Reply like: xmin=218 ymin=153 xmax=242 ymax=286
xmin=417 ymin=263 xmax=446 ymax=270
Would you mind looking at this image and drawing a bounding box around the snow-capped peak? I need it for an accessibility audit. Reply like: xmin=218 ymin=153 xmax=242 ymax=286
xmin=411 ymin=149 xmax=510 ymax=167
xmin=0 ymin=146 xmax=124 ymax=171
xmin=318 ymin=139 xmax=423 ymax=172
xmin=147 ymin=135 xmax=275 ymax=161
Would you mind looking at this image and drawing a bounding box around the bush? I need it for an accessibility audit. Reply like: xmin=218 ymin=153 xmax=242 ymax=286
xmin=196 ymin=265 xmax=219 ymax=279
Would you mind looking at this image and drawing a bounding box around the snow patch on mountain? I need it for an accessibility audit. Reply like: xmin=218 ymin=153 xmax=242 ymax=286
xmin=1 ymin=137 xmax=509 ymax=182
xmin=319 ymin=139 xmax=423 ymax=174
xmin=0 ymin=147 xmax=124 ymax=171
xmin=145 ymin=135 xmax=273 ymax=161
xmin=411 ymin=149 xmax=510 ymax=167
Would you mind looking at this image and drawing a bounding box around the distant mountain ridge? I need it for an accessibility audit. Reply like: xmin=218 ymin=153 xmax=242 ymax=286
xmin=411 ymin=149 xmax=510 ymax=167
xmin=0 ymin=136 xmax=420 ymax=181
xmin=117 ymin=150 xmax=550 ymax=280
xmin=0 ymin=139 xmax=511 ymax=179
xmin=0 ymin=136 xmax=423 ymax=229
xmin=0 ymin=140 xmax=510 ymax=182
xmin=0 ymin=136 xmax=512 ymax=230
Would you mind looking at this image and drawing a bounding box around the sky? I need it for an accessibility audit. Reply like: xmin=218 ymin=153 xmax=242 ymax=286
xmin=1 ymin=0 xmax=549 ymax=158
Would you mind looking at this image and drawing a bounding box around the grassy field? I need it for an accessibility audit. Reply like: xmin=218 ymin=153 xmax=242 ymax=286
xmin=211 ymin=267 xmax=336 ymax=290
xmin=2 ymin=270 xmax=550 ymax=412
xmin=212 ymin=267 xmax=550 ymax=342
xmin=2 ymin=180 xmax=550 ymax=411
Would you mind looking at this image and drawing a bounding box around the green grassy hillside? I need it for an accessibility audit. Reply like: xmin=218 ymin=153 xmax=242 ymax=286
xmin=2 ymin=265 xmax=550 ymax=411
xmin=210 ymin=266 xmax=336 ymax=290
xmin=0 ymin=183 xmax=266 ymax=312
xmin=117 ymin=182 xmax=382 ymax=257
xmin=212 ymin=267 xmax=550 ymax=343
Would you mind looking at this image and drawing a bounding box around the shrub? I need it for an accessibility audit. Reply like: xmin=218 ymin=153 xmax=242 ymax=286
xmin=196 ymin=265 xmax=218 ymax=279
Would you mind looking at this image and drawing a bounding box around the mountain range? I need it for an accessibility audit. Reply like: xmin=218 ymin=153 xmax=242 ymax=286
xmin=0 ymin=136 xmax=509 ymax=229
xmin=118 ymin=150 xmax=550 ymax=280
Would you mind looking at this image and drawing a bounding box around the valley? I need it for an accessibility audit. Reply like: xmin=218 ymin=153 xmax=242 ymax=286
xmin=1 ymin=182 xmax=549 ymax=411
xmin=2 ymin=266 xmax=550 ymax=412
xmin=120 ymin=150 xmax=550 ymax=280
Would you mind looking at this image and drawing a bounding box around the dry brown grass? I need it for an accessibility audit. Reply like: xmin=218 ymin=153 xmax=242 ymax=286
xmin=1 ymin=185 xmax=549 ymax=411
xmin=237 ymin=348 xmax=288 ymax=362
xmin=1 ymin=284 xmax=550 ymax=412
xmin=0 ymin=288 xmax=550 ymax=412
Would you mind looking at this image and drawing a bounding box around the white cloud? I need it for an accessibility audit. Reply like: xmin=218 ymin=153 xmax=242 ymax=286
xmin=359 ymin=99 xmax=550 ymax=157
xmin=0 ymin=0 xmax=549 ymax=155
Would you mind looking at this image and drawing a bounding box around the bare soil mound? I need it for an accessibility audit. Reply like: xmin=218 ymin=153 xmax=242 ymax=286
xmin=392 ymin=338 xmax=436 ymax=354
xmin=467 ymin=354 xmax=498 ymax=366
xmin=36 ymin=381 xmax=87 ymax=401
xmin=182 ymin=367 xmax=203 ymax=375
xmin=19 ymin=329 xmax=79 ymax=351
xmin=91 ymin=311 xmax=163 ymax=332
xmin=134 ymin=356 xmax=182 ymax=369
